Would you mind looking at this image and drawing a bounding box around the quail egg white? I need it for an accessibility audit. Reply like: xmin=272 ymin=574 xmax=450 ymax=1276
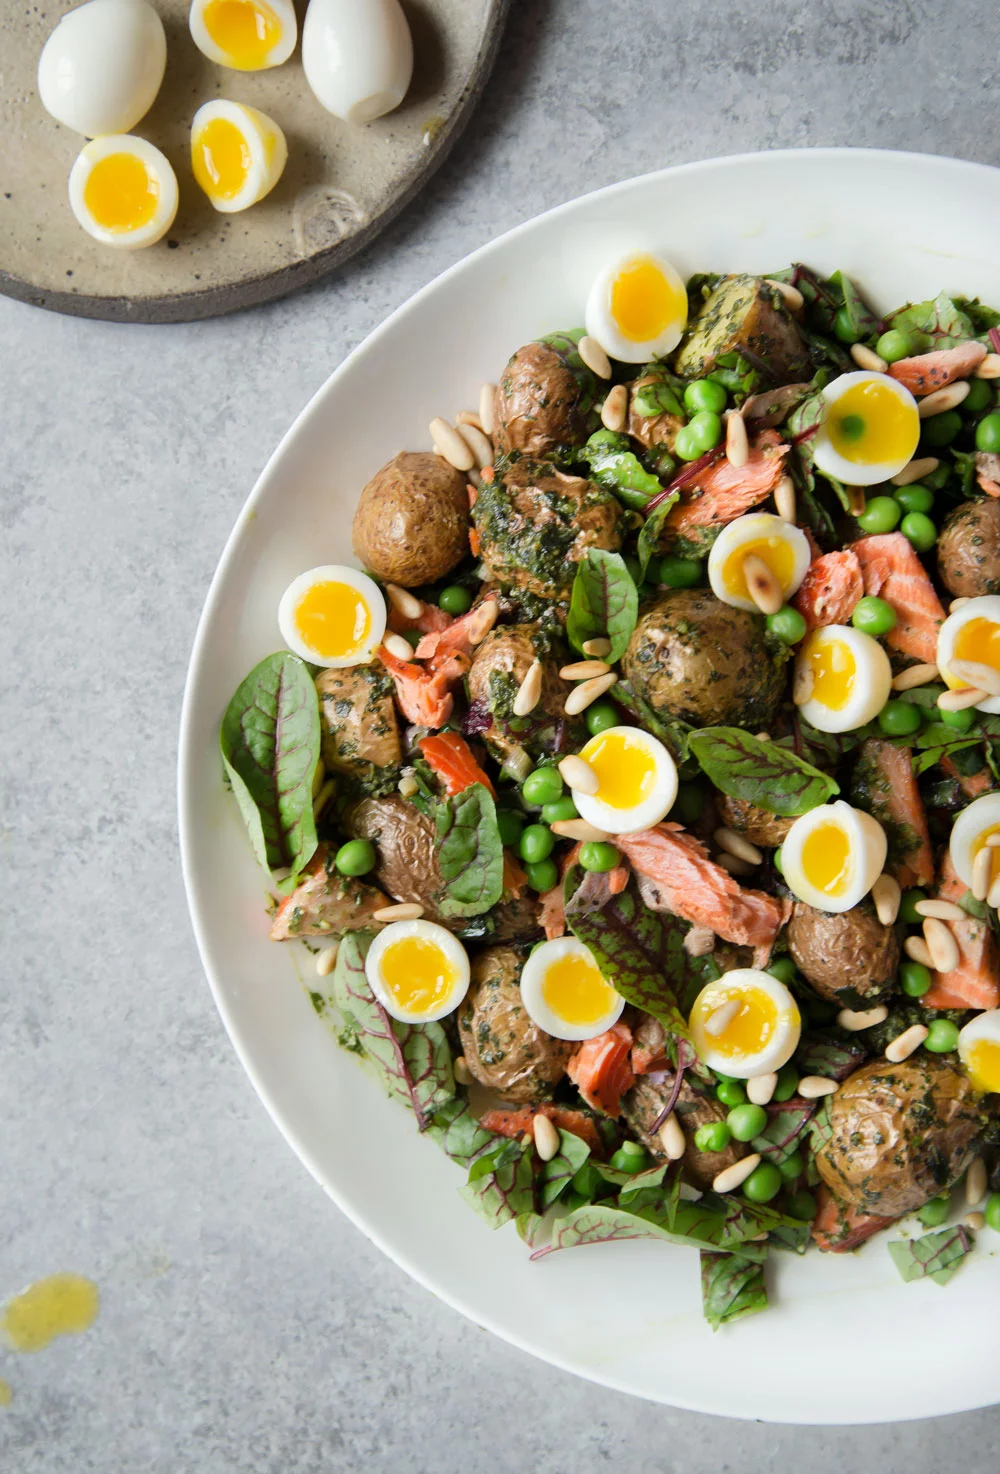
xmin=781 ymin=800 xmax=887 ymax=913
xmin=519 ymin=936 xmax=624 ymax=1042
xmin=38 ymin=0 xmax=166 ymax=137
xmin=948 ymin=792 xmax=1000 ymax=893
xmin=689 ymin=969 xmax=801 ymax=1079
xmin=189 ymin=0 xmax=297 ymax=70
xmin=277 ymin=565 xmax=386 ymax=667
xmin=794 ymin=624 xmax=892 ymax=733
xmin=568 ymin=726 xmax=678 ymax=836
xmin=302 ymin=0 xmax=414 ymax=124
xmin=957 ymin=1010 xmax=1000 ymax=1095
xmin=937 ymin=594 xmax=1000 ymax=715
xmin=68 ymin=134 xmax=178 ymax=249
xmin=813 ymin=371 xmax=920 ymax=486
xmin=585 ymin=251 xmax=688 ymax=362
xmin=708 ymin=512 xmax=812 ymax=613
xmin=364 ymin=921 xmax=470 ymax=1025
xmin=191 ymin=100 xmax=287 ymax=212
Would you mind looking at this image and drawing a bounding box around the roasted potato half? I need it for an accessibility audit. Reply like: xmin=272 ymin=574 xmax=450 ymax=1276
xmin=786 ymin=900 xmax=899 ymax=1007
xmin=494 ymin=337 xmax=597 ymax=457
xmin=315 ymin=663 xmax=401 ymax=797
xmin=936 ymin=498 xmax=1000 ymax=598
xmin=673 ymin=274 xmax=810 ymax=385
xmin=457 ymin=945 xmax=573 ymax=1103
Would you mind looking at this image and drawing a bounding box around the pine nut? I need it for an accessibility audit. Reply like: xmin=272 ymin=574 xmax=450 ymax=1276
xmin=938 ymin=686 xmax=986 ymax=712
xmin=564 ymin=672 xmax=618 ymax=715
xmin=966 ymin=1156 xmax=987 ymax=1206
xmin=892 ymin=662 xmax=938 ymax=691
xmin=313 ymin=778 xmax=335 ymax=819
xmin=705 ymin=1000 xmax=740 ymax=1037
xmin=850 ymin=343 xmax=888 ymax=373
xmin=372 ymin=902 xmax=424 ymax=922
xmin=560 ymin=659 xmax=611 ymax=680
xmin=773 ymin=475 xmax=796 ymax=522
xmin=918 ymin=381 xmax=970 ymax=417
xmin=582 ymin=637 xmax=612 ymax=658
xmin=765 ymin=278 xmax=804 ymax=311
xmin=972 ymin=844 xmax=993 ymax=902
xmin=891 ymin=456 xmax=940 ymax=487
xmin=742 ymin=553 xmax=784 ymax=615
xmin=467 ymin=599 xmax=499 ymax=646
xmin=904 ymin=935 xmax=934 ymax=967
xmin=383 ymin=631 xmax=416 ymax=661
xmin=948 ymin=659 xmax=1000 ymax=698
xmin=924 ymin=917 xmax=960 ymax=973
xmin=683 ymin=925 xmax=715 ymax=957
xmin=479 ymin=384 xmax=497 ymax=435
xmin=714 ymin=827 xmax=763 ymax=866
xmin=871 ymin=873 xmax=901 ymax=926
xmin=385 ymin=583 xmax=423 ymax=620
xmin=454 ymin=1056 xmax=472 ymax=1085
xmin=713 ymin=1154 xmax=762 ymax=1194
xmin=512 ymin=659 xmax=543 ymax=717
xmin=456 ymin=421 xmax=494 ymax=470
xmin=717 ymin=852 xmax=756 ymax=878
xmin=660 ymin=1113 xmax=686 ymax=1161
xmin=578 ymin=335 xmax=612 ymax=379
xmin=793 ymin=662 xmax=815 ymax=706
xmin=989 ymin=874 xmax=1000 ymax=910
xmin=837 ymin=1004 xmax=889 ymax=1032
xmin=797 ymin=1075 xmax=839 ymax=1099
xmin=914 ymin=898 xmax=965 ymax=923
xmin=747 ymin=1072 xmax=778 ymax=1106
xmin=456 ymin=410 xmax=483 ymax=430
xmin=558 ymin=754 xmax=600 ymax=795
xmin=975 ymin=353 xmax=1000 ymax=379
xmin=315 ymin=942 xmax=339 ymax=977
xmin=950 ymin=596 xmax=971 ymax=613
xmin=755 ymin=731 xmax=772 ymax=742
xmin=846 ymin=485 xmax=867 ymax=517
xmin=430 ymin=417 xmax=476 ymax=470
xmin=600 ymin=384 xmax=628 ymax=432
xmin=532 ymin=1113 xmax=561 ymax=1161
xmin=726 ymin=410 xmax=749 ymax=468
xmin=398 ymin=771 xmax=419 ymax=800
xmin=550 ymin=818 xmax=613 ymax=843
xmin=965 ymin=1211 xmax=986 ymax=1231
xmin=885 ymin=1023 xmax=929 ymax=1062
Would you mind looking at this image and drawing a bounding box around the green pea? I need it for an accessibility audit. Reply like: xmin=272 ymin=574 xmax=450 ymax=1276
xmin=976 ymin=412 xmax=1000 ymax=453
xmin=671 ymin=781 xmax=704 ymax=825
xmin=877 ymin=699 xmax=922 ymax=737
xmin=779 ymin=1150 xmax=805 ymax=1181
xmin=519 ymin=823 xmax=554 ymax=865
xmin=694 ymin=1121 xmax=732 ymax=1153
xmin=900 ymin=510 xmax=937 ymax=552
xmin=773 ymin=846 xmax=784 ymax=876
xmin=875 ymin=328 xmax=916 ymax=363
xmin=919 ymin=1193 xmax=952 ymax=1227
xmin=894 ymin=483 xmax=934 ymax=515
xmin=609 ymin=1146 xmax=645 ymax=1173
xmin=767 ymin=957 xmax=798 ymax=985
xmin=524 ymin=858 xmax=558 ymax=893
xmin=437 ymin=584 xmax=472 ymax=615
xmin=726 ymin=1103 xmax=768 ymax=1142
xmin=675 ymin=416 xmax=716 ymax=461
xmin=496 ymin=810 xmax=525 ymax=848
xmin=857 ymin=495 xmax=901 ymax=534
xmin=767 ymin=605 xmax=807 ymax=645
xmin=619 ymin=1138 xmax=647 ymax=1160
xmin=900 ymin=888 xmax=927 ymax=924
xmin=716 ymin=1079 xmax=747 ymax=1107
xmin=521 ymin=766 xmax=563 ymax=807
xmin=683 ymin=410 xmax=722 ymax=452
xmin=964 ymin=378 xmax=993 ymax=414
xmin=922 ymin=409 xmax=962 ymax=447
xmin=334 ymin=838 xmax=376 ymax=877
xmin=940 ymin=704 xmax=978 ymax=732
xmin=985 ymin=1193 xmax=1000 ymax=1232
xmin=683 ymin=379 xmax=727 ymax=416
xmin=579 ymin=841 xmax=622 ymax=873
xmin=402 ymin=628 xmax=421 ymax=649
xmin=585 ymin=700 xmax=620 ymax=736
xmin=833 ymin=307 xmax=861 ymax=344
xmin=743 ymin=1162 xmax=784 ymax=1203
xmin=851 ymin=594 xmax=897 ymax=636
xmin=571 ymin=1162 xmax=603 ymax=1198
xmin=786 ymin=1189 xmax=818 ymax=1220
xmin=541 ymin=796 xmax=578 ymax=824
xmin=773 ymin=1063 xmax=799 ymax=1102
xmin=657 ymin=555 xmax=703 ymax=588
xmin=925 ymin=1019 xmax=960 ymax=1053
xmin=900 ymin=959 xmax=932 ymax=998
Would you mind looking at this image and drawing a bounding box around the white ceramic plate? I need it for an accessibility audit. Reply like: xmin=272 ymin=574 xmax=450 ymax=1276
xmin=179 ymin=149 xmax=1000 ymax=1424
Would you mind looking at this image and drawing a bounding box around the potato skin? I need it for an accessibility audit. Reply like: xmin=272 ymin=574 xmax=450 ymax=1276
xmin=269 ymin=844 xmax=387 ymax=940
xmin=622 ymin=1074 xmax=746 ymax=1189
xmin=315 ymin=664 xmax=401 ymax=797
xmin=716 ymin=793 xmax=794 ymax=848
xmin=673 ymin=274 xmax=810 ymax=385
xmin=494 ymin=339 xmax=595 ymax=457
xmin=466 ymin=624 xmax=572 ymax=764
xmin=786 ymin=901 xmax=899 ymax=1007
xmin=458 ymin=946 xmax=572 ymax=1103
xmin=815 ymin=1055 xmax=982 ymax=1217
xmin=343 ymin=794 xmax=448 ymax=921
xmin=621 ymin=589 xmax=785 ymax=729
xmin=352 ymin=451 xmax=470 ymax=587
xmin=936 ymin=499 xmax=1000 ymax=598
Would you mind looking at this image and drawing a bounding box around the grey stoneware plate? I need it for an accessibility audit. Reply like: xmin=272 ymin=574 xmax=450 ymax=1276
xmin=0 ymin=0 xmax=509 ymax=322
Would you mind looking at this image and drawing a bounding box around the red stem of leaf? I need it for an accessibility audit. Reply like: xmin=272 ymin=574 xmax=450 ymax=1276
xmin=644 ymin=446 xmax=726 ymax=513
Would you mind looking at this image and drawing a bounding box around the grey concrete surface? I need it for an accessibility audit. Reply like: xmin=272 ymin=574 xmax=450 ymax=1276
xmin=3 ymin=1 xmax=1000 ymax=1467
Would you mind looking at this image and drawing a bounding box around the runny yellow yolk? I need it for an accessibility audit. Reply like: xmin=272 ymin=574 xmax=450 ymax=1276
xmin=724 ymin=535 xmax=798 ymax=602
xmin=805 ymin=635 xmax=856 ymax=711
xmin=83 ymin=153 xmax=158 ymax=233
xmin=971 ymin=824 xmax=1000 ymax=887
xmin=702 ymin=987 xmax=779 ymax=1060
xmin=202 ymin=0 xmax=281 ymax=67
xmin=294 ymin=581 xmax=370 ymax=660
xmin=947 ymin=617 xmax=1000 ymax=689
xmin=609 ymin=256 xmax=685 ymax=343
xmin=541 ymin=953 xmax=618 ymax=1027
xmin=193 ymin=117 xmax=252 ymax=200
xmin=582 ymin=731 xmax=656 ymax=810
xmin=964 ymin=1038 xmax=1000 ymax=1094
xmin=801 ymin=821 xmax=853 ymax=898
xmin=827 ymin=379 xmax=919 ymax=466
xmin=378 ymin=937 xmax=456 ymax=1017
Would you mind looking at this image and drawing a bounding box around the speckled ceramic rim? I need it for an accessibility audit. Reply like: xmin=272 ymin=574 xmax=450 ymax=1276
xmin=0 ymin=0 xmax=511 ymax=325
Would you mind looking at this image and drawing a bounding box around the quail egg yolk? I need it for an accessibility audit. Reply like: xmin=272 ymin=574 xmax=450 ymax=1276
xmin=827 ymin=379 xmax=917 ymax=465
xmin=971 ymin=824 xmax=1000 ymax=886
xmin=202 ymin=0 xmax=281 ymax=67
xmin=800 ymin=821 xmax=853 ymax=899
xmin=378 ymin=936 xmax=456 ymax=1018
xmin=806 ymin=636 xmax=856 ymax=711
xmin=192 ymin=117 xmax=252 ymax=200
xmin=722 ymin=535 xmax=798 ymax=603
xmin=950 ymin=617 xmax=1000 ymax=686
xmin=541 ymin=952 xmax=618 ymax=1028
xmin=293 ymin=580 xmax=371 ymax=661
xmin=83 ymin=153 xmax=159 ymax=233
xmin=609 ymin=256 xmax=686 ymax=344
xmin=583 ymin=731 xmax=656 ymax=809
xmin=703 ymin=986 xmax=779 ymax=1061
xmin=965 ymin=1039 xmax=1000 ymax=1094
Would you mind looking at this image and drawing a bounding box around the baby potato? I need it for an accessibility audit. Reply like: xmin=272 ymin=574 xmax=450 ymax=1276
xmin=352 ymin=451 xmax=470 ymax=587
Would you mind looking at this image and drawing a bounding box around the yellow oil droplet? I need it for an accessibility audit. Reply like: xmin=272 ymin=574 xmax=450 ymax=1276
xmin=1 ymin=1274 xmax=99 ymax=1353
xmin=422 ymin=114 xmax=445 ymax=146
xmin=0 ymin=1378 xmax=11 ymax=1406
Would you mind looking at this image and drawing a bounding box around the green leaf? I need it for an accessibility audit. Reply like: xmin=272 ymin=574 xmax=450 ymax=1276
xmin=515 ymin=1211 xmax=545 ymax=1247
xmin=688 ymin=726 xmax=839 ymax=816
xmin=637 ymin=493 xmax=680 ymax=580
xmin=750 ymin=1102 xmax=816 ymax=1167
xmin=700 ymin=1250 xmax=769 ymax=1330
xmin=458 ymin=1139 xmax=535 ymax=1230
xmin=330 ymin=932 xmax=455 ymax=1130
xmin=434 ymin=783 xmax=504 ymax=918
xmin=426 ymin=1096 xmax=497 ymax=1167
xmin=538 ymin=329 xmax=600 ymax=417
xmin=538 ymin=1130 xmax=591 ymax=1208
xmin=888 ymin=1226 xmax=974 ymax=1286
xmin=829 ymin=270 xmax=881 ymax=340
xmin=577 ymin=430 xmax=664 ymax=510
xmin=886 ymin=292 xmax=975 ymax=348
xmin=795 ymin=1030 xmax=867 ymax=1081
xmin=566 ymin=548 xmax=639 ymax=663
xmin=630 ymin=361 xmax=685 ymax=419
xmin=219 ymin=651 xmax=321 ymax=877
xmin=955 ymin=297 xmax=1000 ymax=334
xmin=612 ymin=679 xmax=692 ymax=764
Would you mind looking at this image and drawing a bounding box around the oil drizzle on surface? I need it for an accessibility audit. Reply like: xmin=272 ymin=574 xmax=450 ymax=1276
xmin=0 ymin=1378 xmax=11 ymax=1406
xmin=1 ymin=1274 xmax=99 ymax=1352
